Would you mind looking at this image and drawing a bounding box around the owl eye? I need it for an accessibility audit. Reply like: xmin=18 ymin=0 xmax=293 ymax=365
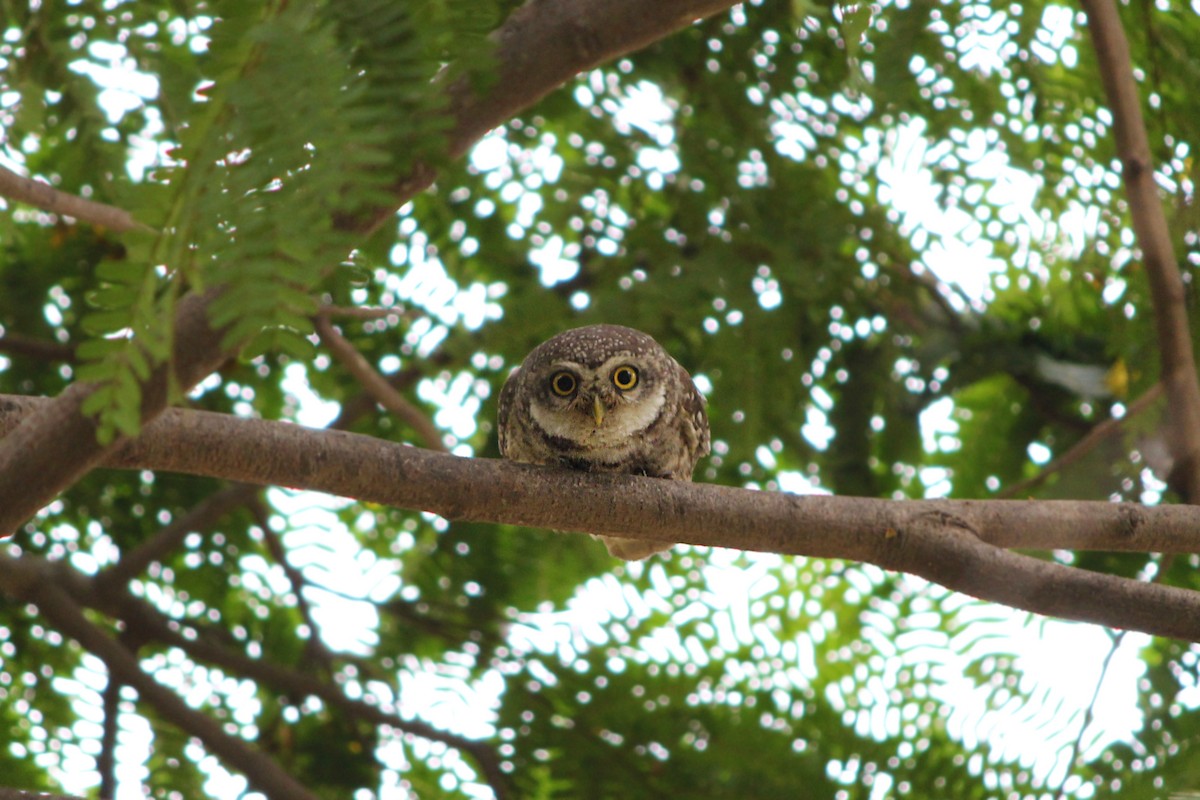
xmin=550 ymin=371 xmax=578 ymax=397
xmin=611 ymin=365 xmax=639 ymax=391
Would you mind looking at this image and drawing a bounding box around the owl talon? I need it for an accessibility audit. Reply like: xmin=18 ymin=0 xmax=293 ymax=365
xmin=598 ymin=534 xmax=673 ymax=561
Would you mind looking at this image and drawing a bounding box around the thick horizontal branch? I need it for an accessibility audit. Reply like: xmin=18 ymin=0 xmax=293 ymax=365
xmin=3 ymin=394 xmax=1200 ymax=640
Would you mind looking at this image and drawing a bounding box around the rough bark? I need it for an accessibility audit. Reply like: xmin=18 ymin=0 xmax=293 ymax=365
xmin=4 ymin=394 xmax=1199 ymax=640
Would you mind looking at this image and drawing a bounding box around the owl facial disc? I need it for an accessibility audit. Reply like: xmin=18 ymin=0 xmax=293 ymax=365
xmin=528 ymin=353 xmax=666 ymax=448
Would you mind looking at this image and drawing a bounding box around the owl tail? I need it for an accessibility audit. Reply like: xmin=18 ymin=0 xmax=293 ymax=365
xmin=596 ymin=534 xmax=673 ymax=561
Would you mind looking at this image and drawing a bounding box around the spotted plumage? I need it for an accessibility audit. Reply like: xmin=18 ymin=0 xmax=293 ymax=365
xmin=498 ymin=324 xmax=710 ymax=560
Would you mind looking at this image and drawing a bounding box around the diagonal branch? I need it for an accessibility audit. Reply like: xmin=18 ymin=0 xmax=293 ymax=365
xmin=314 ymin=314 xmax=446 ymax=451
xmin=1081 ymin=0 xmax=1200 ymax=503
xmin=257 ymin=507 xmax=341 ymax=667
xmin=0 ymin=288 xmax=231 ymax=535
xmin=95 ymin=482 xmax=261 ymax=594
xmin=1000 ymin=382 xmax=1164 ymax=499
xmin=4 ymin=395 xmax=1200 ymax=640
xmin=2 ymin=553 xmax=510 ymax=798
xmin=0 ymin=558 xmax=319 ymax=800
xmin=0 ymin=0 xmax=742 ymax=537
xmin=0 ymin=162 xmax=152 ymax=233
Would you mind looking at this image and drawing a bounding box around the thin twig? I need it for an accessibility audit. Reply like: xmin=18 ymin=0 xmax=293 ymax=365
xmin=1000 ymin=382 xmax=1164 ymax=499
xmin=257 ymin=503 xmax=339 ymax=667
xmin=319 ymin=304 xmax=413 ymax=321
xmin=1055 ymin=628 xmax=1128 ymax=800
xmin=98 ymin=668 xmax=121 ymax=799
xmin=314 ymin=314 xmax=446 ymax=451
xmin=95 ymin=483 xmax=261 ymax=593
xmin=0 ymin=163 xmax=153 ymax=234
xmin=1055 ymin=549 xmax=1174 ymax=797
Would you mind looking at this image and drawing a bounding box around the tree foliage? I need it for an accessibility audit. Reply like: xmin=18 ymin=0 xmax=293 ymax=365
xmin=1 ymin=0 xmax=1199 ymax=798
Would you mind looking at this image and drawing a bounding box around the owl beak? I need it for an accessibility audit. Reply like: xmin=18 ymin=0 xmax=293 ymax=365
xmin=592 ymin=395 xmax=606 ymax=427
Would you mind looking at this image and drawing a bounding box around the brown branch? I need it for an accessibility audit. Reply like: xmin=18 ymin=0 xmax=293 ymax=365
xmin=314 ymin=314 xmax=446 ymax=451
xmin=257 ymin=506 xmax=340 ymax=667
xmin=4 ymin=395 xmax=1200 ymax=639
xmin=0 ymin=792 xmax=87 ymax=800
xmin=0 ymin=288 xmax=232 ymax=535
xmin=318 ymin=304 xmax=413 ymax=322
xmin=1000 ymin=382 xmax=1164 ymax=499
xmin=1082 ymin=0 xmax=1200 ymax=502
xmin=0 ymin=163 xmax=152 ymax=233
xmin=0 ymin=559 xmax=319 ymax=800
xmin=363 ymin=0 xmax=742 ymax=231
xmin=99 ymin=661 xmax=121 ymax=799
xmin=0 ymin=333 xmax=76 ymax=363
xmin=95 ymin=482 xmax=260 ymax=594
xmin=0 ymin=0 xmax=742 ymax=536
xmin=20 ymin=558 xmax=509 ymax=798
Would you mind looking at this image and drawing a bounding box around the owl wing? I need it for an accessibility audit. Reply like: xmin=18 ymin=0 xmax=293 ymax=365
xmin=678 ymin=362 xmax=712 ymax=469
xmin=496 ymin=366 xmax=521 ymax=458
xmin=667 ymin=362 xmax=710 ymax=482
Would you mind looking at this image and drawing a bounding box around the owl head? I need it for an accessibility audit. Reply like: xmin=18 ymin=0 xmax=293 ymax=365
xmin=508 ymin=324 xmax=674 ymax=447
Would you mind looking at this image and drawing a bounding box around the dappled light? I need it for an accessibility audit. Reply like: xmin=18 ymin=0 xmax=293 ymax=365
xmin=2 ymin=0 xmax=1200 ymax=798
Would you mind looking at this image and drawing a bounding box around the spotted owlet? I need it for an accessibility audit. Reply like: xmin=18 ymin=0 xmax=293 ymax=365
xmin=497 ymin=324 xmax=711 ymax=560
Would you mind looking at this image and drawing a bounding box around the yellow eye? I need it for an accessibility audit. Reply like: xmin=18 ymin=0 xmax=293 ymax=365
xmin=611 ymin=365 xmax=639 ymax=391
xmin=550 ymin=371 xmax=577 ymax=396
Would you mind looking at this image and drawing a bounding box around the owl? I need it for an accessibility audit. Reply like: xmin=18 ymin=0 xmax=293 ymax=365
xmin=497 ymin=324 xmax=711 ymax=560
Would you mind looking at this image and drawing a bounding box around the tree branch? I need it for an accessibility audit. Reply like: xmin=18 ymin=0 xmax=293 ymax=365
xmin=3 ymin=394 xmax=1200 ymax=640
xmin=0 ymin=333 xmax=76 ymax=363
xmin=0 ymin=0 xmax=741 ymax=535
xmin=0 ymin=558 xmax=320 ymax=800
xmin=95 ymin=482 xmax=261 ymax=594
xmin=258 ymin=507 xmax=341 ymax=667
xmin=314 ymin=314 xmax=446 ymax=451
xmin=0 ymin=163 xmax=152 ymax=233
xmin=1081 ymin=0 xmax=1200 ymax=502
xmin=0 ymin=552 xmax=510 ymax=798
xmin=0 ymin=288 xmax=232 ymax=535
xmin=318 ymin=304 xmax=414 ymax=322
xmin=366 ymin=0 xmax=742 ymax=229
xmin=999 ymin=382 xmax=1164 ymax=499
xmin=98 ymin=665 xmax=121 ymax=799
xmin=0 ymin=791 xmax=86 ymax=800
